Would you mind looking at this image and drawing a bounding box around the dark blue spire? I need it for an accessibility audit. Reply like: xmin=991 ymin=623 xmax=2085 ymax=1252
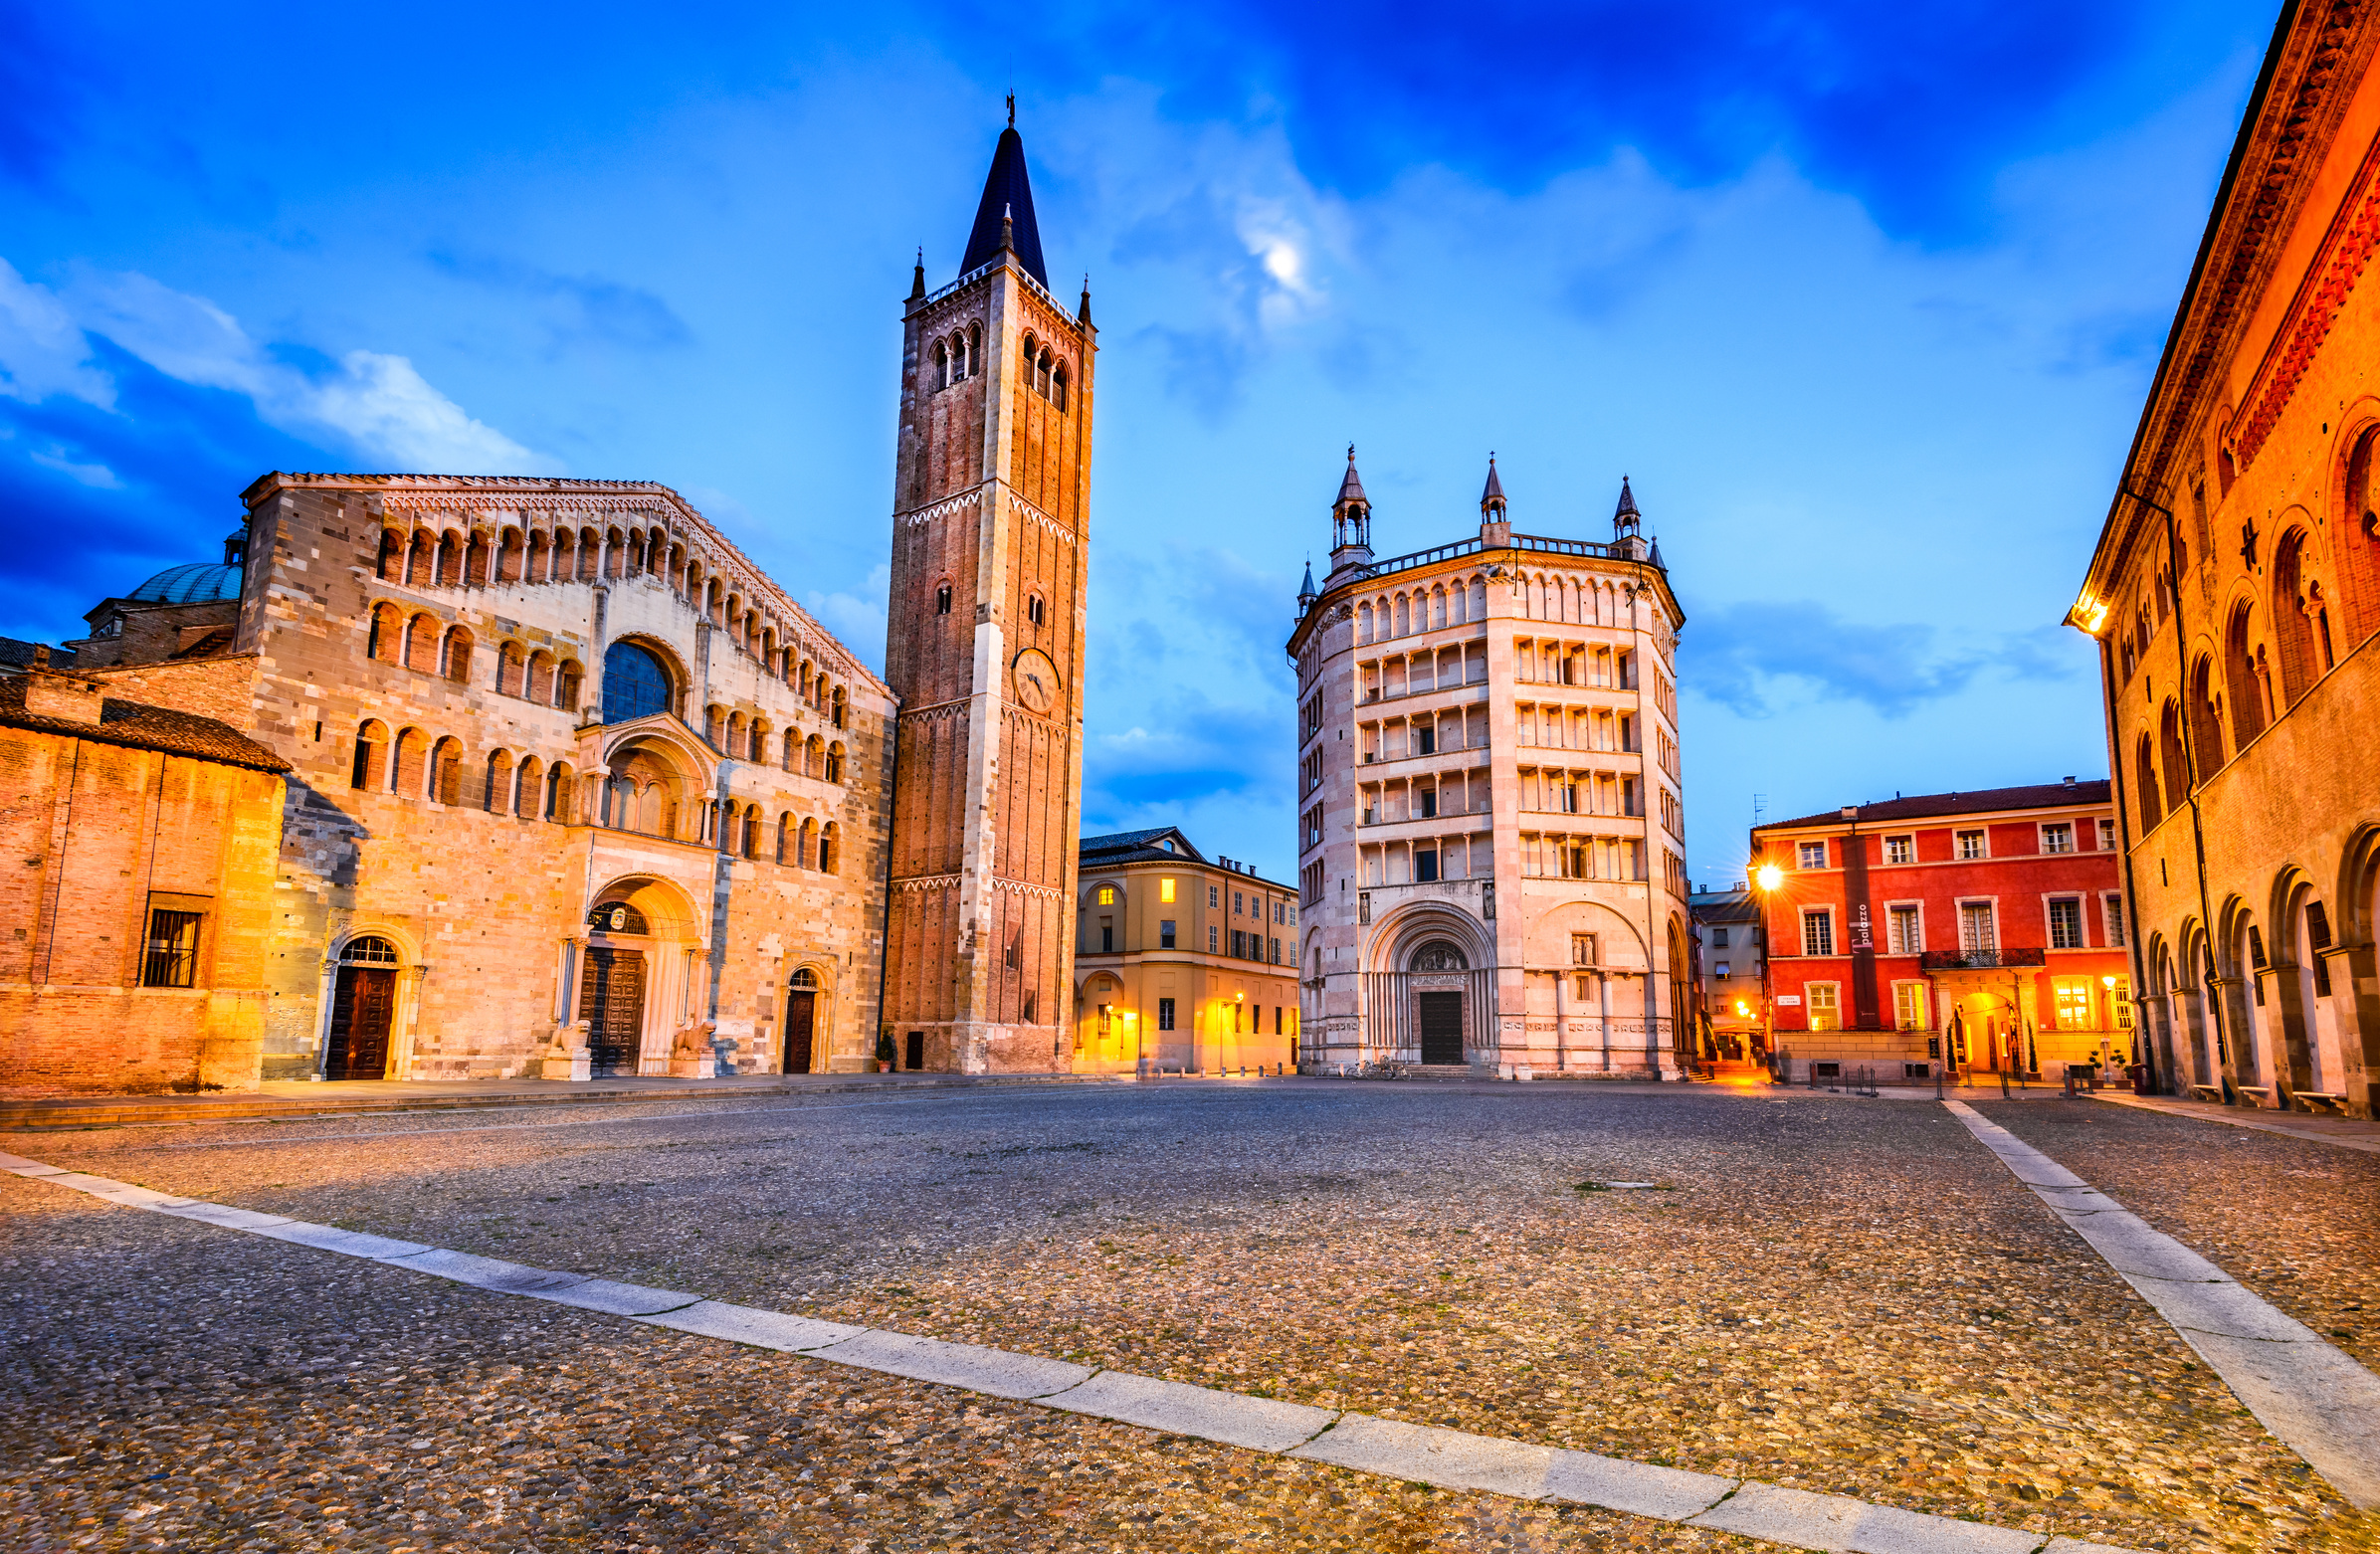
xmin=958 ymin=119 xmax=1049 ymax=288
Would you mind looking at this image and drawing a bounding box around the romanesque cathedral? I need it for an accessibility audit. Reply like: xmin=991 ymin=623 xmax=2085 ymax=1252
xmin=0 ymin=120 xmax=1092 ymax=1088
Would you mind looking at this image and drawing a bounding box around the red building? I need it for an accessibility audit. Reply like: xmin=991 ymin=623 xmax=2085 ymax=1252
xmin=1748 ymin=781 xmax=2133 ymax=1082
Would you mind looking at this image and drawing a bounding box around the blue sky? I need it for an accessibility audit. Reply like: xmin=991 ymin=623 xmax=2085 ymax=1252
xmin=0 ymin=0 xmax=2274 ymax=883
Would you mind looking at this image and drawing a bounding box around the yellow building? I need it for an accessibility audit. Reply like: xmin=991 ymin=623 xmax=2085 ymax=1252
xmin=1073 ymin=828 xmax=1299 ymax=1074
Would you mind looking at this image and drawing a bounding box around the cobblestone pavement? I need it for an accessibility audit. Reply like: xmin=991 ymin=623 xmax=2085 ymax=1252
xmin=1976 ymin=1098 xmax=2380 ymax=1376
xmin=5 ymin=1080 xmax=2371 ymax=1552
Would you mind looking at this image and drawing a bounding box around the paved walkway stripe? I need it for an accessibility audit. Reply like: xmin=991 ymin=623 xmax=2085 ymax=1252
xmin=3 ymin=1147 xmax=2142 ymax=1554
xmin=1944 ymin=1100 xmax=2380 ymax=1512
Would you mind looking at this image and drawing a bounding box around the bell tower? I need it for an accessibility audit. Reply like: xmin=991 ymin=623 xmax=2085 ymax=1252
xmin=881 ymin=110 xmax=1095 ymax=1072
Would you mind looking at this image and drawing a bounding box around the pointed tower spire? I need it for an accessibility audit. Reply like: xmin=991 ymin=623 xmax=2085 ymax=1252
xmin=1297 ymin=555 xmax=1318 ymax=611
xmin=1328 ymin=445 xmax=1373 ymax=578
xmin=1479 ymin=453 xmax=1511 ymax=546
xmin=1079 ymin=274 xmax=1093 ymax=326
xmin=908 ymin=248 xmax=927 ymax=304
xmin=1480 ymin=454 xmax=1506 ymax=515
xmin=1614 ymin=475 xmax=1640 ymax=523
xmin=960 ymin=115 xmax=1049 ymax=286
xmin=1613 ymin=476 xmax=1647 ymax=558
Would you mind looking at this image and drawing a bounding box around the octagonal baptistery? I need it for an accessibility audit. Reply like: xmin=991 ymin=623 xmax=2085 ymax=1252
xmin=195 ymin=474 xmax=894 ymax=1082
xmin=1286 ymin=454 xmax=1692 ymax=1076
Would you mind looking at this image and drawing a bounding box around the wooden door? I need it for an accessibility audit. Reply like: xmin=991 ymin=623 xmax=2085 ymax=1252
xmin=579 ymin=947 xmax=648 ymax=1076
xmin=785 ymin=991 xmax=816 ymax=1074
xmin=1418 ymin=991 xmax=1465 ymax=1065
xmin=326 ymin=966 xmax=397 ymax=1080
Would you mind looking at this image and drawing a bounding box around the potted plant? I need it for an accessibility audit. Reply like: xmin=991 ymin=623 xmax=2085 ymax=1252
xmin=875 ymin=1031 xmax=895 ymax=1073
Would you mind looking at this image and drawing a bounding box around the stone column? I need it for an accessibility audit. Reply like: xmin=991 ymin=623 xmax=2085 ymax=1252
xmin=2330 ymin=941 xmax=2379 ymax=1117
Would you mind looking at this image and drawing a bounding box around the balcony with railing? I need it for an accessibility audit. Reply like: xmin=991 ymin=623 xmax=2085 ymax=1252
xmin=1919 ymin=947 xmax=2047 ymax=970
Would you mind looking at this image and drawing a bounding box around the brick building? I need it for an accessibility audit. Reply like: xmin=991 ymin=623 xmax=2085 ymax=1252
xmin=1688 ymin=883 xmax=1763 ymax=1063
xmin=1287 ymin=455 xmax=1689 ymax=1075
xmin=0 ymin=666 xmax=288 ymax=1093
xmin=1749 ymin=782 xmax=2131 ymax=1082
xmin=1071 ymin=828 xmax=1298 ymax=1074
xmin=880 ymin=112 xmax=1095 ymax=1074
xmin=2069 ymin=2 xmax=2380 ymax=1115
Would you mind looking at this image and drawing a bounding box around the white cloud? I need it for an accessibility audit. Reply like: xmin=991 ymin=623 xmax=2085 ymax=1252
xmin=0 ymin=260 xmax=111 ymax=408
xmin=29 ymin=445 xmax=121 ymax=487
xmin=6 ymin=258 xmax=553 ymax=475
xmin=805 ymin=563 xmax=890 ymax=673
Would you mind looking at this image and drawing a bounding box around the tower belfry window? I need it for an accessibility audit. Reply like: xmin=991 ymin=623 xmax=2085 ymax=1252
xmin=936 ymin=583 xmax=952 ymax=615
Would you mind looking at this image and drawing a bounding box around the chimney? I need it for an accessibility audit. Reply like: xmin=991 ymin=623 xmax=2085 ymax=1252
xmin=24 ymin=669 xmax=105 ymax=725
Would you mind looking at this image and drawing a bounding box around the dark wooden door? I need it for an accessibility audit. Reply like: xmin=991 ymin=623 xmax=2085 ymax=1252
xmin=785 ymin=991 xmax=816 ymax=1074
xmin=326 ymin=966 xmax=396 ymax=1080
xmin=1418 ymin=991 xmax=1465 ymax=1065
xmin=579 ymin=947 xmax=647 ymax=1076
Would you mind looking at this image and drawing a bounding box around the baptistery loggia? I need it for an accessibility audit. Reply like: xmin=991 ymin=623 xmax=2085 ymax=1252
xmin=1287 ymin=454 xmax=1690 ymax=1075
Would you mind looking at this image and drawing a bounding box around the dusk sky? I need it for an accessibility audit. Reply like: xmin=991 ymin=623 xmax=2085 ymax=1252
xmin=0 ymin=1 xmax=2276 ymax=883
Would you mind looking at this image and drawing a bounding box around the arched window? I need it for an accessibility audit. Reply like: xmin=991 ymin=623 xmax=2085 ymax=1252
xmin=2135 ymin=732 xmax=2162 ymax=832
xmin=555 ymin=660 xmax=583 ymax=711
xmin=826 ymin=742 xmax=845 ymax=784
xmin=782 ymin=729 xmax=800 ymax=772
xmin=341 ymin=935 xmax=400 ymax=965
xmin=1038 ymin=349 xmax=1054 ymax=398
xmin=777 ymin=812 xmax=793 ymax=864
xmin=1357 ymin=603 xmax=1373 ymax=645
xmin=2188 ymin=656 xmax=2225 ymax=773
xmin=392 ymin=727 xmax=429 ymax=798
xmin=1052 ymin=363 xmax=1069 ymax=412
xmin=934 ymin=340 xmax=950 ymax=389
xmin=546 ymin=762 xmax=574 ymax=822
xmin=442 ymin=625 xmax=474 ymax=683
xmin=2339 ymin=425 xmax=2380 ymax=645
xmin=602 ymin=641 xmax=673 ymax=723
xmin=403 ymin=613 xmax=438 ymax=672
xmin=726 ymin=710 xmax=747 ymax=759
xmin=936 ymin=582 xmax=952 ymax=615
xmin=485 ymin=749 xmax=514 ymax=812
xmin=742 ymin=807 xmax=761 ymax=859
xmin=748 ymin=719 xmax=768 ymax=762
xmin=1026 ymin=592 xmax=1045 ymax=627
xmin=406 ymin=529 xmax=433 ymax=586
xmin=805 ymin=733 xmax=824 ymax=777
xmin=819 ymin=821 xmax=839 ymax=874
xmin=430 ymin=736 xmax=464 ymax=805
xmin=377 ymin=529 xmax=403 ymax=580
xmin=524 ymin=529 xmax=548 ymax=583
xmin=2225 ymin=601 xmax=2266 ymax=747
xmin=2272 ymin=529 xmax=2320 ymax=707
xmin=514 ymin=756 xmax=542 ymax=818
xmin=2158 ymin=700 xmax=2188 ymax=812
xmin=798 ymin=817 xmax=818 ymax=869
xmin=831 ymin=686 xmax=847 ymax=729
xmin=367 ymin=603 xmax=402 ymax=664
xmin=497 ymin=528 xmax=523 ymax=583
xmin=351 ymin=720 xmax=388 ymax=790
xmin=465 ymin=530 xmax=492 ymax=585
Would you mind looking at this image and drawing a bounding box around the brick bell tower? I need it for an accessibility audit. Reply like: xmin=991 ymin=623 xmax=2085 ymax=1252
xmin=881 ymin=104 xmax=1094 ymax=1073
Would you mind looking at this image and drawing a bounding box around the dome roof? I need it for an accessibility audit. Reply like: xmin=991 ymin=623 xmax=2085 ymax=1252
xmin=127 ymin=562 xmax=242 ymax=605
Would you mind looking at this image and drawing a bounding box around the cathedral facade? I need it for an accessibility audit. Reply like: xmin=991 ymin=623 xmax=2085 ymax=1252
xmin=0 ymin=120 xmax=1091 ymax=1091
xmin=1288 ymin=457 xmax=1690 ymax=1076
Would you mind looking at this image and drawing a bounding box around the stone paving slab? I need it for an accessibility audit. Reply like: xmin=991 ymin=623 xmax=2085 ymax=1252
xmin=144 ymin=1200 xmax=292 ymax=1229
xmin=245 ymin=1220 xmax=432 ymax=1260
xmin=2087 ymin=1091 xmax=2380 ymax=1153
xmin=1540 ymin=1450 xmax=1737 ymax=1521
xmin=1291 ymin=1414 xmax=1567 ymax=1499
xmin=382 ymin=1247 xmax=594 ymax=1294
xmin=634 ymin=1297 xmax=869 ymax=1352
xmin=1043 ymin=1369 xmax=1338 ymax=1452
xmin=1689 ymin=1481 xmax=2044 ymax=1553
xmin=532 ymin=1276 xmax=703 ymax=1316
xmin=807 ymin=1328 xmax=1096 ymax=1401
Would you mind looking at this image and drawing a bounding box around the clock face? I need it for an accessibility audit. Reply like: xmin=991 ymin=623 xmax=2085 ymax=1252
xmin=1012 ymin=648 xmax=1060 ymax=715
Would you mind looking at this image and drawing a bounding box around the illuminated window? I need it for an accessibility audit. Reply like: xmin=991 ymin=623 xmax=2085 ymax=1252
xmin=1884 ymin=836 xmax=1912 ymax=864
xmin=1802 ymin=910 xmax=1834 ymax=957
xmin=1892 ymin=982 xmax=1926 ymax=1031
xmin=1887 ymin=905 xmax=1921 ymax=953
xmin=1096 ymin=884 xmax=1115 ymax=905
xmin=2042 ymin=823 xmax=2074 ymax=855
xmin=2111 ymin=975 xmax=2133 ymax=1029
xmin=142 ymin=908 xmax=203 ymax=989
xmin=2097 ymin=818 xmax=2116 ymax=851
xmin=1797 ymin=841 xmax=1826 ymax=870
xmin=2053 ymin=977 xmax=2093 ymax=1031
xmin=1807 ymin=982 xmax=1841 ymax=1032
xmin=1160 ymin=877 xmax=1175 ymax=903
xmin=1956 ymin=830 xmax=1986 ymax=860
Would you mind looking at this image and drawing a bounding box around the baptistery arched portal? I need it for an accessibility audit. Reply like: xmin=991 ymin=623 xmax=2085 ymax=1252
xmin=1409 ymin=940 xmax=1470 ymax=1064
xmin=785 ymin=966 xmax=821 ymax=1074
